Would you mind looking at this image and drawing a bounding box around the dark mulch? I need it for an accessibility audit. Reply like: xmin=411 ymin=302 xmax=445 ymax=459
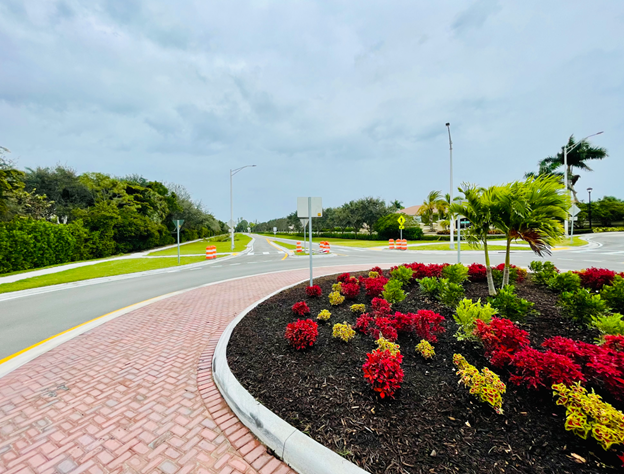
xmin=228 ymin=272 xmax=623 ymax=473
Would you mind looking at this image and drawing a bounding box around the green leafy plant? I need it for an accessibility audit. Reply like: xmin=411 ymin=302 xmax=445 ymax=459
xmin=453 ymin=354 xmax=506 ymax=414
xmin=529 ymin=260 xmax=559 ymax=286
xmin=419 ymin=277 xmax=441 ymax=297
xmin=591 ymin=313 xmax=624 ymax=340
xmin=382 ymin=279 xmax=406 ymax=304
xmin=389 ymin=265 xmax=414 ymax=287
xmin=441 ymin=263 xmax=469 ymax=284
xmin=487 ymin=285 xmax=535 ymax=322
xmin=601 ymin=275 xmax=624 ymax=313
xmin=547 ymin=271 xmax=582 ymax=293
xmin=438 ymin=278 xmax=465 ymax=308
xmin=453 ymin=298 xmax=497 ymax=341
xmin=558 ymin=288 xmax=609 ymax=325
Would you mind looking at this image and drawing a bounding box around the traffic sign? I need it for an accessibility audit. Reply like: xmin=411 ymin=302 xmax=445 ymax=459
xmin=300 ymin=218 xmax=309 ymax=226
xmin=297 ymin=197 xmax=323 ymax=218
xmin=570 ymin=204 xmax=581 ymax=217
xmin=172 ymin=219 xmax=184 ymax=229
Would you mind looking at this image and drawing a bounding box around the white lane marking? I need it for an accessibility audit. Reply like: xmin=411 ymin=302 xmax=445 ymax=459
xmin=248 ymin=252 xmax=255 ymax=255
xmin=212 ymin=265 xmax=223 ymax=268
xmin=263 ymin=252 xmax=269 ymax=255
xmin=247 ymin=262 xmax=258 ymax=264
xmin=229 ymin=263 xmax=241 ymax=266
xmin=190 ymin=268 xmax=202 ymax=271
xmin=167 ymin=270 xmax=178 ymax=273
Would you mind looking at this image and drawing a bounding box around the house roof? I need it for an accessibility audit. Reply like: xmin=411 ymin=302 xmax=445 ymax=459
xmin=399 ymin=205 xmax=422 ymax=216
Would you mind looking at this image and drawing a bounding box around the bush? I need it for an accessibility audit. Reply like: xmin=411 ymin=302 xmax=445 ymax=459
xmin=601 ymin=275 xmax=624 ymax=313
xmin=509 ymin=347 xmax=585 ymax=389
xmin=374 ymin=213 xmax=424 ymax=240
xmin=474 ymin=317 xmax=530 ymax=367
xmin=487 ymin=285 xmax=535 ymax=322
xmin=591 ymin=313 xmax=624 ymax=338
xmin=453 ymin=298 xmax=497 ymax=341
xmin=332 ymin=282 xmax=342 ymax=292
xmin=368 ymin=271 xmax=379 ymax=279
xmin=603 ymin=335 xmax=624 ymax=352
xmin=408 ymin=262 xmax=448 ymax=279
xmin=576 ymin=267 xmax=617 ymax=291
xmin=438 ymin=278 xmax=465 ymax=307
xmin=391 ymin=312 xmax=414 ymax=334
xmin=337 ymin=273 xmax=351 ymax=283
xmin=362 ymin=350 xmax=404 ymax=399
xmin=453 ymin=354 xmax=506 ymax=414
xmin=328 ymin=291 xmax=345 ymax=306
xmin=317 ymin=309 xmax=331 ymax=321
xmin=372 ymin=297 xmax=391 ymax=317
xmin=341 ymin=282 xmax=360 ymax=300
xmin=594 ymin=226 xmax=624 ymax=233
xmin=491 ymin=263 xmax=526 ymax=287
xmin=467 ymin=263 xmax=487 ymax=282
xmin=389 ymin=265 xmax=414 ymax=286
xmin=369 ymin=266 xmax=383 ymax=275
xmin=305 ymin=285 xmax=322 ymax=297
xmin=285 ymin=319 xmax=318 ymax=350
xmin=375 ymin=337 xmax=400 ymax=356
xmin=332 ymin=322 xmax=356 ymax=342
xmin=529 ymin=261 xmax=559 ymax=286
xmin=552 ymin=382 xmax=624 ymax=451
xmin=362 ymin=276 xmax=388 ymax=298
xmin=441 ymin=263 xmax=469 ymax=284
xmin=382 ymin=279 xmax=406 ymax=304
xmin=370 ymin=317 xmax=398 ymax=342
xmin=547 ymin=271 xmax=581 ymax=293
xmin=350 ymin=304 xmax=366 ymax=314
xmin=354 ymin=313 xmax=375 ymax=334
xmin=558 ymin=288 xmax=609 ymax=325
xmin=412 ymin=309 xmax=445 ymax=343
xmin=292 ymin=301 xmax=310 ymax=316
xmin=416 ymin=340 xmax=435 ymax=359
xmin=419 ymin=277 xmax=441 ymax=297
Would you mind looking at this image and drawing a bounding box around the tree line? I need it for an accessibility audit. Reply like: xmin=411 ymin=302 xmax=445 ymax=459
xmin=0 ymin=148 xmax=226 ymax=274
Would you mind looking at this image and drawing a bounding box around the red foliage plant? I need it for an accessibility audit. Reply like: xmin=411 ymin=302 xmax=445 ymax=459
xmin=474 ymin=317 xmax=529 ymax=367
xmin=337 ymin=273 xmax=352 ymax=283
xmin=362 ymin=276 xmax=388 ymax=298
xmin=305 ymin=285 xmax=322 ymax=297
xmin=291 ymin=301 xmax=310 ymax=316
xmin=391 ymin=312 xmax=414 ymax=334
xmin=371 ymin=297 xmax=391 ymax=317
xmin=369 ymin=266 xmax=384 ymax=275
xmin=574 ymin=267 xmax=616 ymax=291
xmin=354 ymin=313 xmax=375 ymax=334
xmin=341 ymin=282 xmax=361 ymax=300
xmin=509 ymin=347 xmax=585 ymax=389
xmin=604 ymin=335 xmax=624 ymax=352
xmin=467 ymin=263 xmax=487 ymax=282
xmin=412 ymin=310 xmax=446 ymax=343
xmin=406 ymin=262 xmax=448 ymax=279
xmin=370 ymin=317 xmax=398 ymax=342
xmin=362 ymin=350 xmax=404 ymax=399
xmin=284 ymin=319 xmax=318 ymax=350
xmin=492 ymin=263 xmax=526 ymax=283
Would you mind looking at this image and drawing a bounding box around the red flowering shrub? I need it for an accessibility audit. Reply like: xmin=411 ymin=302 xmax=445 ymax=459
xmin=370 ymin=317 xmax=398 ymax=342
xmin=391 ymin=312 xmax=414 ymax=333
xmin=362 ymin=276 xmax=388 ymax=298
xmin=369 ymin=266 xmax=383 ymax=275
xmin=362 ymin=350 xmax=404 ymax=399
xmin=575 ymin=267 xmax=616 ymax=291
xmin=291 ymin=301 xmax=310 ymax=316
xmin=372 ymin=297 xmax=391 ymax=317
xmin=468 ymin=263 xmax=487 ymax=282
xmin=509 ymin=347 xmax=585 ymax=389
xmin=305 ymin=285 xmax=322 ymax=297
xmin=492 ymin=263 xmax=526 ymax=283
xmin=474 ymin=317 xmax=529 ymax=367
xmin=337 ymin=273 xmax=352 ymax=283
xmin=285 ymin=319 xmax=318 ymax=350
xmin=412 ymin=309 xmax=446 ymax=343
xmin=354 ymin=313 xmax=375 ymax=334
xmin=604 ymin=335 xmax=624 ymax=352
xmin=405 ymin=262 xmax=448 ymax=279
xmin=341 ymin=282 xmax=361 ymax=300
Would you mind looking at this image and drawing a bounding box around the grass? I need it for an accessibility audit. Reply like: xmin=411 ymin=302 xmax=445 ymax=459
xmin=410 ymin=243 xmax=529 ymax=251
xmin=268 ymin=234 xmax=389 ymax=248
xmin=271 ymin=241 xmax=297 ymax=250
xmin=149 ymin=234 xmax=252 ymax=256
xmin=0 ymin=257 xmax=208 ymax=294
xmin=482 ymin=236 xmax=587 ymax=248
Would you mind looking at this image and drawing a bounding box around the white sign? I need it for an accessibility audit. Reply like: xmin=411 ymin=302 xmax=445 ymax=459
xmin=228 ymin=219 xmax=235 ymax=228
xmin=570 ymin=204 xmax=581 ymax=217
xmin=300 ymin=218 xmax=309 ymax=227
xmin=273 ymin=226 xmax=277 ymax=235
xmin=297 ymin=197 xmax=323 ymax=218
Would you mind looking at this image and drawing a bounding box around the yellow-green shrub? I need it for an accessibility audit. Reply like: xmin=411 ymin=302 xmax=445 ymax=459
xmin=332 ymin=282 xmax=342 ymax=292
xmin=416 ymin=340 xmax=435 ymax=359
xmin=317 ymin=309 xmax=331 ymax=321
xmin=329 ymin=291 xmax=345 ymax=306
xmin=552 ymin=382 xmax=624 ymax=451
xmin=369 ymin=271 xmax=379 ymax=278
xmin=350 ymin=304 xmax=366 ymax=314
xmin=332 ymin=322 xmax=355 ymax=342
xmin=453 ymin=354 xmax=506 ymax=414
xmin=375 ymin=337 xmax=400 ymax=356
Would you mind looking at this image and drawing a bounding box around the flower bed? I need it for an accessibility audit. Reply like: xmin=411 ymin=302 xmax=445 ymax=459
xmin=228 ymin=266 xmax=623 ymax=473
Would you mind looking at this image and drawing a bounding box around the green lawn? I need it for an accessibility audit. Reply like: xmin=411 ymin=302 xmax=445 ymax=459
xmin=484 ymin=236 xmax=587 ymax=248
xmin=0 ymin=257 xmax=207 ymax=294
xmin=271 ymin=240 xmax=297 ymax=250
xmin=149 ymin=234 xmax=252 ymax=256
xmin=268 ymin=234 xmax=389 ymax=248
xmin=410 ymin=243 xmax=529 ymax=252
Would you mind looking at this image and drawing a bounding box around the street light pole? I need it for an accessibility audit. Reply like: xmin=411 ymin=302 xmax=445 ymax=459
xmin=563 ymin=131 xmax=603 ymax=238
xmin=230 ymin=165 xmax=257 ymax=251
xmin=587 ymin=187 xmax=593 ymax=231
xmin=446 ymin=123 xmax=454 ymax=250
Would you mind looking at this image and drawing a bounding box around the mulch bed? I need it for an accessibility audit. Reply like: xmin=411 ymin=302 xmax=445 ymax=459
xmin=228 ymin=271 xmax=623 ymax=473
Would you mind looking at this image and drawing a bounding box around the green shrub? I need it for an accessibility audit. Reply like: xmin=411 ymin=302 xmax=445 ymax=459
xmin=558 ymin=289 xmax=609 ymax=325
xmin=487 ymin=285 xmax=535 ymax=322
xmin=453 ymin=298 xmax=497 ymax=341
xmin=374 ymin=213 xmax=424 ymax=240
xmin=441 ymin=263 xmax=469 ymax=284
xmin=419 ymin=277 xmax=441 ymax=297
xmin=601 ymin=275 xmax=624 ymax=313
xmin=389 ymin=265 xmax=414 ymax=287
xmin=591 ymin=313 xmax=624 ymax=338
xmin=547 ymin=272 xmax=581 ymax=293
xmin=382 ymin=279 xmax=406 ymax=304
xmin=529 ymin=261 xmax=559 ymax=286
xmin=439 ymin=279 xmax=465 ymax=307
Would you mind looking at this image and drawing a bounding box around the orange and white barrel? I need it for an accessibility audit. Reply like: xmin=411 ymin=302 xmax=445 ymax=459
xmin=389 ymin=239 xmax=395 ymax=250
xmin=403 ymin=239 xmax=408 ymax=250
xmin=206 ymin=246 xmax=217 ymax=259
xmin=296 ymin=241 xmax=302 ymax=253
xmin=399 ymin=239 xmax=406 ymax=250
xmin=325 ymin=241 xmax=331 ymax=253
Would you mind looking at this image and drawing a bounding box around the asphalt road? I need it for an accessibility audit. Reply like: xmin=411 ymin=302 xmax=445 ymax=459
xmin=1 ymin=233 xmax=623 ymax=360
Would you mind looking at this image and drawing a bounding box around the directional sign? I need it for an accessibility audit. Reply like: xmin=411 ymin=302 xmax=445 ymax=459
xmin=397 ymin=215 xmax=406 ymax=230
xmin=172 ymin=219 xmax=184 ymax=229
xmin=570 ymin=204 xmax=581 ymax=217
xmin=297 ymin=197 xmax=323 ymax=218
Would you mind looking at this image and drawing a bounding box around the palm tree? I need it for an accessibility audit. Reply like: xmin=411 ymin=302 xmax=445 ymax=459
xmin=493 ymin=175 xmax=569 ymax=287
xmin=450 ymin=185 xmax=499 ymax=295
xmin=534 ymin=136 xmax=607 ymax=202
xmin=418 ymin=191 xmax=442 ymax=231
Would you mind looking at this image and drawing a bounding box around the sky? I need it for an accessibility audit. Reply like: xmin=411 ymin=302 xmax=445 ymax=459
xmin=1 ymin=1 xmax=623 ymax=224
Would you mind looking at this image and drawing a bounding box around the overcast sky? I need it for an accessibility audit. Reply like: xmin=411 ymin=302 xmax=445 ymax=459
xmin=1 ymin=1 xmax=623 ymax=223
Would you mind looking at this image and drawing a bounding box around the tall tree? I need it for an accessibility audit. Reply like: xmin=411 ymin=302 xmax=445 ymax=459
xmin=0 ymin=147 xmax=25 ymax=220
xmin=351 ymin=197 xmax=389 ymax=236
xmin=418 ymin=191 xmax=443 ymax=231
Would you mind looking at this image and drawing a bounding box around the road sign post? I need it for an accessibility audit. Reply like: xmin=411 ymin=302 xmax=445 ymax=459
xmin=172 ymin=219 xmax=185 ymax=265
xmin=570 ymin=204 xmax=580 ymax=243
xmin=297 ymin=197 xmax=322 ymax=286
xmin=300 ymin=218 xmax=309 ymax=252
xmin=397 ymin=215 xmax=406 ymax=241
xmin=273 ymin=226 xmax=277 ymax=235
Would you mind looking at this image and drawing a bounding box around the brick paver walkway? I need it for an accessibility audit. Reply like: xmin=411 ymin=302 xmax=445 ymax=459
xmin=0 ymin=265 xmax=374 ymax=474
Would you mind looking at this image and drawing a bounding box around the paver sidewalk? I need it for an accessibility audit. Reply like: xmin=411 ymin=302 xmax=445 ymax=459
xmin=0 ymin=264 xmax=373 ymax=474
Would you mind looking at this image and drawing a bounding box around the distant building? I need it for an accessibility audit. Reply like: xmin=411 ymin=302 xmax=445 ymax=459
xmin=399 ymin=205 xmax=422 ymax=217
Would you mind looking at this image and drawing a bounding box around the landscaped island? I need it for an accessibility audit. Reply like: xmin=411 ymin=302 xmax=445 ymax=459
xmin=228 ymin=263 xmax=624 ymax=473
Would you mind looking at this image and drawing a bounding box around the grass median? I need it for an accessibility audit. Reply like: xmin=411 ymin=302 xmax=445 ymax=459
xmin=149 ymin=234 xmax=252 ymax=256
xmin=408 ymin=243 xmax=528 ymax=252
xmin=0 ymin=256 xmax=209 ymax=294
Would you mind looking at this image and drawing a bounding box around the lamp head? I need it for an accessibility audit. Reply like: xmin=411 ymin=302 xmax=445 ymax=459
xmin=445 ymin=123 xmax=450 ymax=127
xmin=587 ymin=187 xmax=593 ymax=192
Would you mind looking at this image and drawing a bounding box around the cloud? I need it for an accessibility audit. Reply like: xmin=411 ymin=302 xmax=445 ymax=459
xmin=452 ymin=0 xmax=501 ymax=36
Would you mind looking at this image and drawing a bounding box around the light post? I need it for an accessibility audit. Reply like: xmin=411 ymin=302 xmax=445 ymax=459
xmin=587 ymin=187 xmax=593 ymax=231
xmin=230 ymin=165 xmax=256 ymax=251
xmin=446 ymin=123 xmax=454 ymax=250
xmin=563 ymin=132 xmax=603 ymax=238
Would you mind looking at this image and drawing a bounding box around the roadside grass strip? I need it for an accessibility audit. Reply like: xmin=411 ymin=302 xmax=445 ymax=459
xmin=149 ymin=234 xmax=252 ymax=256
xmin=268 ymin=234 xmax=389 ymax=248
xmin=0 ymin=257 xmax=208 ymax=294
xmin=410 ymin=243 xmax=529 ymax=251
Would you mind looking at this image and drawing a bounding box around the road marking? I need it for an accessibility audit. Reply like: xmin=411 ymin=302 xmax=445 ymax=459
xmin=263 ymin=252 xmax=269 ymax=255
xmin=230 ymin=263 xmax=241 ymax=266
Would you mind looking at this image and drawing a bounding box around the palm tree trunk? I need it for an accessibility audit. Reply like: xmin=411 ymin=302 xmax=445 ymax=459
xmin=502 ymin=237 xmax=512 ymax=287
xmin=483 ymin=239 xmax=496 ymax=296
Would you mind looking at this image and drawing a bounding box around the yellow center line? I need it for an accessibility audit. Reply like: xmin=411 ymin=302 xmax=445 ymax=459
xmin=266 ymin=239 xmax=289 ymax=260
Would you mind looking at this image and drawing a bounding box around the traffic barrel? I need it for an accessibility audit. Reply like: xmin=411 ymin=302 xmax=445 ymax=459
xmin=389 ymin=239 xmax=395 ymax=250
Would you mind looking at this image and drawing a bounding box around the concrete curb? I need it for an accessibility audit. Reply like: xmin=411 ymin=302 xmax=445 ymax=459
xmin=212 ymin=279 xmax=370 ymax=474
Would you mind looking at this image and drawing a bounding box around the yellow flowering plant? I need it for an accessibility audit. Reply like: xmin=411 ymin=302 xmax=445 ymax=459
xmin=416 ymin=340 xmax=435 ymax=359
xmin=350 ymin=304 xmax=366 ymax=314
xmin=329 ymin=291 xmax=345 ymax=306
xmin=375 ymin=337 xmax=400 ymax=356
xmin=453 ymin=354 xmax=506 ymax=414
xmin=332 ymin=322 xmax=356 ymax=342
xmin=317 ymin=309 xmax=331 ymax=321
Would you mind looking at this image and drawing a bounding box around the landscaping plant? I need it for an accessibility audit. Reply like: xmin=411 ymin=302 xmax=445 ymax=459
xmin=292 ymin=301 xmax=311 ymax=316
xmin=467 ymin=263 xmax=487 ymax=282
xmin=453 ymin=298 xmax=497 ymax=341
xmin=418 ymin=277 xmax=441 ymax=298
xmin=440 ymin=263 xmax=469 ymax=284
xmin=350 ymin=303 xmax=366 ymax=314
xmin=474 ymin=317 xmax=530 ymax=367
xmin=412 ymin=309 xmax=445 ymax=343
xmin=337 ymin=273 xmax=352 ymax=283
xmin=368 ymin=271 xmax=380 ymax=278
xmin=354 ymin=313 xmax=374 ymax=334
xmin=285 ymin=319 xmax=318 ymax=350
xmin=332 ymin=282 xmax=342 ymax=292
xmin=487 ymin=285 xmax=535 ymax=322
xmin=305 ymin=285 xmax=322 ymax=297
xmin=375 ymin=337 xmax=400 ymax=356
xmin=317 ymin=309 xmax=331 ymax=321
xmin=601 ymin=275 xmax=624 ymax=313
xmin=604 ymin=335 xmax=624 ymax=352
xmin=529 ymin=260 xmax=560 ymax=286
xmin=509 ymin=347 xmax=585 ymax=389
xmin=547 ymin=271 xmax=581 ymax=293
xmin=575 ymin=267 xmax=617 ymax=291
xmin=369 ymin=317 xmax=398 ymax=342
xmin=362 ymin=349 xmax=404 ymax=399
xmin=390 ymin=312 xmax=414 ymax=334
xmin=415 ymin=340 xmax=435 ymax=359
xmin=438 ymin=278 xmax=465 ymax=308
xmin=341 ymin=281 xmax=360 ymax=300
xmin=558 ymin=288 xmax=609 ymax=325
xmin=381 ymin=279 xmax=406 ymax=304
xmin=591 ymin=313 xmax=624 ymax=340
xmin=362 ymin=276 xmax=388 ymax=298
xmin=371 ymin=297 xmax=391 ymax=317
xmin=329 ymin=290 xmax=346 ymax=306
xmin=389 ymin=265 xmax=414 ymax=286
xmin=453 ymin=354 xmax=506 ymax=414
xmin=332 ymin=322 xmax=356 ymax=342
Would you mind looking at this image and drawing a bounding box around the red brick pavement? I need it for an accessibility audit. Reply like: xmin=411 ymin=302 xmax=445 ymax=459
xmin=0 ymin=265 xmax=375 ymax=474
